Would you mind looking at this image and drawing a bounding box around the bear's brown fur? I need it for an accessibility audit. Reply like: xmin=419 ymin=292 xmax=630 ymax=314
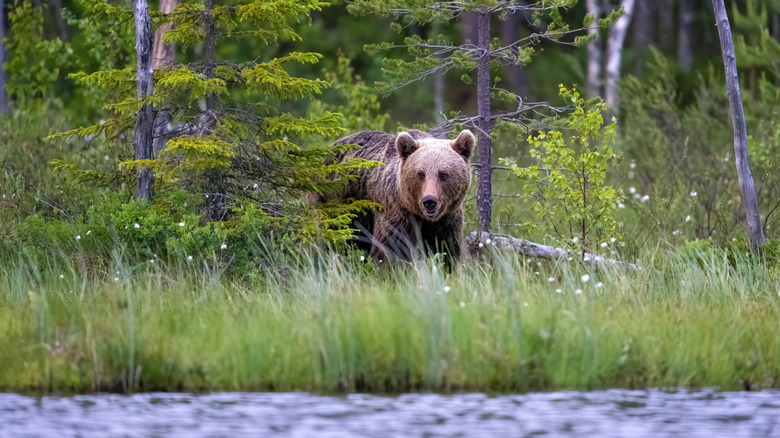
xmin=312 ymin=129 xmax=475 ymax=266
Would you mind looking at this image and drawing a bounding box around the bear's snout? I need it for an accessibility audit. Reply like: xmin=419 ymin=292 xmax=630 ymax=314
xmin=422 ymin=195 xmax=439 ymax=218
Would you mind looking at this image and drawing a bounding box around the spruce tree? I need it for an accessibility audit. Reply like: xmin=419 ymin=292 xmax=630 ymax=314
xmin=51 ymin=0 xmax=379 ymax=244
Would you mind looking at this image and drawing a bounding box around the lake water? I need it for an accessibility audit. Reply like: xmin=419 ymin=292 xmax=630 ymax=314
xmin=2 ymin=389 xmax=779 ymax=437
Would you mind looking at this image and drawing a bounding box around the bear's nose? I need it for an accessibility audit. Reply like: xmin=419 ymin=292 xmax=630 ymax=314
xmin=422 ymin=196 xmax=438 ymax=210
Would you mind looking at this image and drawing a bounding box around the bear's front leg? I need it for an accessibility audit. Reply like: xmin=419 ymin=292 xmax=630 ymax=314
xmin=369 ymin=213 xmax=416 ymax=267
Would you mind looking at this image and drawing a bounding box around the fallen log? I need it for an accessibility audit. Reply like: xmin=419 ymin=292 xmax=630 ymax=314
xmin=466 ymin=231 xmax=641 ymax=271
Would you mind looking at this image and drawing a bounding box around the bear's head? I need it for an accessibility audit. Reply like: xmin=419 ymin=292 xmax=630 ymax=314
xmin=395 ymin=130 xmax=475 ymax=221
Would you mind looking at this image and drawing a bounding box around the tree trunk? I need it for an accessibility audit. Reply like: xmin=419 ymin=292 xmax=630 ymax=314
xmin=605 ymin=0 xmax=635 ymax=115
xmin=152 ymin=0 xmax=179 ymax=155
xmin=432 ymin=19 xmax=445 ymax=123
xmin=711 ymin=0 xmax=765 ymax=248
xmin=203 ymin=0 xmax=216 ymax=130
xmin=461 ymin=11 xmax=479 ymax=45
xmin=133 ymin=0 xmax=155 ymax=202
xmin=677 ymin=0 xmax=694 ymax=72
xmin=632 ymin=0 xmax=654 ymax=77
xmin=48 ymin=0 xmax=68 ymax=41
xmin=501 ymin=8 xmax=531 ymax=99
xmin=657 ymin=0 xmax=674 ymax=51
xmin=476 ymin=8 xmax=492 ymax=233
xmin=0 ymin=0 xmax=6 ymax=116
xmin=585 ymin=0 xmax=602 ymax=98
xmin=466 ymin=232 xmax=641 ymax=271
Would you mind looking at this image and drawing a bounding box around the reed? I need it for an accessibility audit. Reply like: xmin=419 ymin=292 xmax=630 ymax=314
xmin=1 ymin=244 xmax=779 ymax=394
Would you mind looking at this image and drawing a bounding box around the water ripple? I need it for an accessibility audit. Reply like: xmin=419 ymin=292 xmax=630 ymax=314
xmin=1 ymin=388 xmax=778 ymax=438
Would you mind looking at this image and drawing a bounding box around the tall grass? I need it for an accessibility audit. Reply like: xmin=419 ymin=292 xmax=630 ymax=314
xmin=1 ymin=244 xmax=779 ymax=394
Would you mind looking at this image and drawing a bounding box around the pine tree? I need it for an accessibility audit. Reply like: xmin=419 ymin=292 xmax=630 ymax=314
xmin=51 ymin=0 xmax=380 ymax=244
xmin=348 ymin=0 xmax=622 ymax=233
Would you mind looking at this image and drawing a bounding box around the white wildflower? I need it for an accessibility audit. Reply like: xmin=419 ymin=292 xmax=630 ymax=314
xmin=444 ymin=286 xmax=451 ymax=293
xmin=634 ymin=193 xmax=641 ymax=199
xmin=59 ymin=274 xmax=64 ymax=279
xmin=478 ymin=242 xmax=484 ymax=248
xmin=360 ymin=255 xmax=365 ymax=262
xmin=572 ymin=237 xmax=579 ymax=243
xmin=596 ymin=282 xmax=603 ymax=288
xmin=581 ymin=274 xmax=590 ymax=283
xmin=685 ymin=215 xmax=691 ymax=222
xmin=555 ymin=288 xmax=562 ymax=293
xmin=600 ymin=242 xmax=608 ymax=248
xmin=524 ymin=302 xmax=528 ymax=307
xmin=629 ymin=187 xmax=636 ymax=194
xmin=485 ymin=238 xmax=492 ymax=245
xmin=610 ymin=237 xmax=616 ymax=243
xmin=640 ymin=195 xmax=649 ymax=202
xmin=536 ymin=261 xmax=542 ymax=267
xmin=534 ymin=271 xmax=539 ymax=275
xmin=149 ymin=259 xmax=154 ymax=263
xmin=575 ymin=289 xmax=582 ymax=294
xmin=548 ymin=277 xmax=555 ymax=282
xmin=179 ymin=222 xmax=185 ymax=227
xmin=114 ymin=277 xmax=119 ymax=282
xmin=187 ymin=255 xmax=193 ymax=261
xmin=460 ymin=302 xmax=465 ymax=307
xmin=630 ymin=162 xmax=636 ymax=169
xmin=86 ymin=230 xmax=91 ymax=235
xmin=618 ymin=203 xmax=625 ymax=209
xmin=76 ymin=235 xmax=81 ymax=240
xmin=220 ymin=243 xmax=227 ymax=250
xmin=134 ymin=223 xmax=140 ymax=229
xmin=690 ymin=191 xmax=697 ymax=197
xmin=432 ymin=266 xmax=438 ymax=273
xmin=673 ymin=230 xmax=680 ymax=235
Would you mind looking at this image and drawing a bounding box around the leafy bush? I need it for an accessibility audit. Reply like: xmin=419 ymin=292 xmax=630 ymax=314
xmin=501 ymin=86 xmax=623 ymax=257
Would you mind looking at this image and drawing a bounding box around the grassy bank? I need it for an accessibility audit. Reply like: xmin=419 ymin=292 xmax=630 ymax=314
xmin=1 ymin=245 xmax=780 ymax=394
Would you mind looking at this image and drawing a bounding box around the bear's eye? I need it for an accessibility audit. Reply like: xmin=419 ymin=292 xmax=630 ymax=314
xmin=417 ymin=171 xmax=425 ymax=180
xmin=439 ymin=172 xmax=449 ymax=181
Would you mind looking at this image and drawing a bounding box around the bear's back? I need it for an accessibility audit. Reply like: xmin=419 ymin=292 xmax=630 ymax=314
xmin=333 ymin=129 xmax=434 ymax=164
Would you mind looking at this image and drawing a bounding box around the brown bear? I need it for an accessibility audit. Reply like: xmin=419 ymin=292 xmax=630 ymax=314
xmin=311 ymin=129 xmax=475 ymax=266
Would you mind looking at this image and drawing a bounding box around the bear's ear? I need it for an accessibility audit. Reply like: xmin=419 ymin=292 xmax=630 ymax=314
xmin=396 ymin=132 xmax=419 ymax=159
xmin=451 ymin=130 xmax=475 ymax=161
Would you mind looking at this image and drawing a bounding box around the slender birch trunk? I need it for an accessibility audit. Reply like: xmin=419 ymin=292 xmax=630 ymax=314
xmin=133 ymin=0 xmax=155 ymax=202
xmin=605 ymin=0 xmax=635 ymax=115
xmin=711 ymin=0 xmax=765 ymax=248
xmin=585 ymin=0 xmax=602 ymax=98
xmin=476 ymin=8 xmax=492 ymax=233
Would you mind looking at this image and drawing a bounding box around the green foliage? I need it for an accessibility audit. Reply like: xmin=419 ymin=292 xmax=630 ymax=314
xmin=4 ymin=0 xmax=73 ymax=101
xmin=46 ymin=0 xmax=381 ymax=250
xmin=732 ymin=0 xmax=780 ymax=73
xmin=501 ymin=86 xmax=622 ymax=256
xmin=11 ymin=190 xmax=303 ymax=276
xmin=619 ymin=50 xmax=780 ymax=244
xmin=310 ymin=53 xmax=390 ymax=132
